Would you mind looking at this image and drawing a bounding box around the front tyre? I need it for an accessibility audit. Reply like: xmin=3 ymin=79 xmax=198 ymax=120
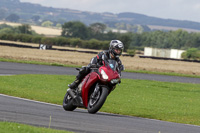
xmin=63 ymin=92 xmax=77 ymax=111
xmin=87 ymin=87 xmax=109 ymax=114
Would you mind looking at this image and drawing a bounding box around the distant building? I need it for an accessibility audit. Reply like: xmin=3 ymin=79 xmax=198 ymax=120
xmin=144 ymin=47 xmax=185 ymax=59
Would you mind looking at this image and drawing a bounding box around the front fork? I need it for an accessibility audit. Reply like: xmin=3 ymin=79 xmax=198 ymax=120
xmin=91 ymin=83 xmax=100 ymax=99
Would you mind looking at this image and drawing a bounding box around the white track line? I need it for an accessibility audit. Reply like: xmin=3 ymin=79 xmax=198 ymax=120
xmin=0 ymin=93 xmax=61 ymax=107
xmin=0 ymin=74 xmax=13 ymax=76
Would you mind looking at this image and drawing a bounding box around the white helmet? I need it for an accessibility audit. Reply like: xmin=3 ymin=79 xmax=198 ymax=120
xmin=109 ymin=40 xmax=124 ymax=58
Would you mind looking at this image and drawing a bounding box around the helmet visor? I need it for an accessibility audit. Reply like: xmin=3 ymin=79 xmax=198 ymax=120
xmin=114 ymin=48 xmax=122 ymax=55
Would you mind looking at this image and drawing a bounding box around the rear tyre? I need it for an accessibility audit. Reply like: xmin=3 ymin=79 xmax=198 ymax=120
xmin=63 ymin=92 xmax=77 ymax=111
xmin=87 ymin=87 xmax=108 ymax=114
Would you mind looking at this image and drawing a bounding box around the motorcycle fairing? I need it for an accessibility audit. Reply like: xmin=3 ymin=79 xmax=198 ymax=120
xmin=81 ymin=72 xmax=100 ymax=107
xmin=100 ymin=65 xmax=120 ymax=82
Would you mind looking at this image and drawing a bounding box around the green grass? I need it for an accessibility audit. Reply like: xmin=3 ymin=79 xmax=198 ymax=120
xmin=125 ymin=69 xmax=200 ymax=78
xmin=0 ymin=57 xmax=79 ymax=68
xmin=103 ymin=79 xmax=200 ymax=125
xmin=0 ymin=74 xmax=200 ymax=125
xmin=1 ymin=57 xmax=200 ymax=78
xmin=0 ymin=74 xmax=73 ymax=104
xmin=0 ymin=121 xmax=73 ymax=133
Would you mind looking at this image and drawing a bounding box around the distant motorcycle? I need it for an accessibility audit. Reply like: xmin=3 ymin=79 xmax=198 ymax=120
xmin=63 ymin=55 xmax=124 ymax=114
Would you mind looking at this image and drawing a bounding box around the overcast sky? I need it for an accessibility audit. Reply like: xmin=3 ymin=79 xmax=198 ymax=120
xmin=20 ymin=0 xmax=200 ymax=23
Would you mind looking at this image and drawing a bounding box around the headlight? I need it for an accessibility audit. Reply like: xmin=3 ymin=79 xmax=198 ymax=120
xmin=111 ymin=79 xmax=120 ymax=84
xmin=101 ymin=69 xmax=108 ymax=80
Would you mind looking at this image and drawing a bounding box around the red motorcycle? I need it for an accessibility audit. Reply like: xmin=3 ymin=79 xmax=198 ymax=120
xmin=63 ymin=57 xmax=124 ymax=114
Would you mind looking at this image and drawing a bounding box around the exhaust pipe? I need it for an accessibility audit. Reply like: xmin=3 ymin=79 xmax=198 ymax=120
xmin=67 ymin=89 xmax=76 ymax=99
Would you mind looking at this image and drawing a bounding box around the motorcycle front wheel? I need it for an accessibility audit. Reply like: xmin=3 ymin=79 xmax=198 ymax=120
xmin=87 ymin=87 xmax=109 ymax=114
xmin=63 ymin=91 xmax=77 ymax=111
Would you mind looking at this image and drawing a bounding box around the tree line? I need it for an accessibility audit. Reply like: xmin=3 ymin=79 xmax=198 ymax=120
xmin=0 ymin=22 xmax=200 ymax=54
xmin=61 ymin=21 xmax=200 ymax=50
xmin=131 ymin=30 xmax=200 ymax=50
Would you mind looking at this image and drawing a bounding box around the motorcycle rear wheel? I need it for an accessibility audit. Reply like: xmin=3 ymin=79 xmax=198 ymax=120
xmin=63 ymin=92 xmax=77 ymax=111
xmin=87 ymin=87 xmax=108 ymax=114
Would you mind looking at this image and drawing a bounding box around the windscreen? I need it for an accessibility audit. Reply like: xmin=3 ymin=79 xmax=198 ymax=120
xmin=107 ymin=59 xmax=118 ymax=71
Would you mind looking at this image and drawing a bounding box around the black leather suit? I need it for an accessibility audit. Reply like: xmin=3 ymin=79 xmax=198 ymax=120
xmin=78 ymin=50 xmax=123 ymax=79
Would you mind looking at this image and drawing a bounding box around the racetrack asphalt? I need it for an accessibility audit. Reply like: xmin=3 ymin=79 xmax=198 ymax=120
xmin=1 ymin=94 xmax=200 ymax=133
xmin=0 ymin=61 xmax=200 ymax=84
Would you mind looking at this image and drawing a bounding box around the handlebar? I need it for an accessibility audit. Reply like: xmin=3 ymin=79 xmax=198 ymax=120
xmin=90 ymin=64 xmax=101 ymax=68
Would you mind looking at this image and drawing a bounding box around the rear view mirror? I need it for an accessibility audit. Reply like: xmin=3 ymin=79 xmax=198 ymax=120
xmin=120 ymin=65 xmax=125 ymax=71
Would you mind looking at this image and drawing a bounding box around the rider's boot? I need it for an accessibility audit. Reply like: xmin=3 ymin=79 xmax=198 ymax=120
xmin=68 ymin=79 xmax=80 ymax=90
xmin=68 ymin=72 xmax=83 ymax=90
xmin=68 ymin=66 xmax=90 ymax=90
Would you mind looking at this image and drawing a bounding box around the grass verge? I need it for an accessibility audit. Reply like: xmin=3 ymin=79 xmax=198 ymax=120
xmin=0 ymin=57 xmax=200 ymax=78
xmin=0 ymin=74 xmax=200 ymax=125
xmin=0 ymin=57 xmax=79 ymax=68
xmin=0 ymin=121 xmax=73 ymax=133
xmin=125 ymin=69 xmax=200 ymax=78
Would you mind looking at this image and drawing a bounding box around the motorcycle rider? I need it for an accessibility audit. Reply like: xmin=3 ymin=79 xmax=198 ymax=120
xmin=68 ymin=40 xmax=124 ymax=90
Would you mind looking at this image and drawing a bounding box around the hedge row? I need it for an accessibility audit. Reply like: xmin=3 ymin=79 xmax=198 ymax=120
xmin=0 ymin=33 xmax=109 ymax=50
xmin=181 ymin=48 xmax=200 ymax=60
